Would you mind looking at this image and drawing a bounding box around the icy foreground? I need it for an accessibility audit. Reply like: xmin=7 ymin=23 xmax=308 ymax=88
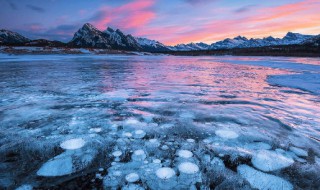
xmin=0 ymin=55 xmax=319 ymax=189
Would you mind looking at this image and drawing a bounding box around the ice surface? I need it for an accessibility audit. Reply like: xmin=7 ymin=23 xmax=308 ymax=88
xmin=0 ymin=55 xmax=319 ymax=189
xmin=155 ymin=167 xmax=176 ymax=179
xmin=238 ymin=164 xmax=293 ymax=190
xmin=215 ymin=129 xmax=239 ymax=139
xmin=60 ymin=138 xmax=86 ymax=150
xmin=251 ymin=150 xmax=294 ymax=172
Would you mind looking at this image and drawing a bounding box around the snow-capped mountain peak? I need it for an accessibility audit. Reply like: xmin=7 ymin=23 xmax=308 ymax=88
xmin=0 ymin=29 xmax=30 ymax=44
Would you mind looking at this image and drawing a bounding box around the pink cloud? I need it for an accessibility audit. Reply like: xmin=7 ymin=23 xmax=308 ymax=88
xmin=91 ymin=0 xmax=156 ymax=31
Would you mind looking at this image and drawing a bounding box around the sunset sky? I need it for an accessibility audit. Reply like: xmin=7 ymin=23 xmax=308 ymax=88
xmin=1 ymin=0 xmax=319 ymax=45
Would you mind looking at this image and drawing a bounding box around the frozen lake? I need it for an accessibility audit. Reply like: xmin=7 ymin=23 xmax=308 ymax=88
xmin=0 ymin=54 xmax=319 ymax=189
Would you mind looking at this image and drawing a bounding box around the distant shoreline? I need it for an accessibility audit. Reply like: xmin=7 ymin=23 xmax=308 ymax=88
xmin=162 ymin=44 xmax=320 ymax=58
xmin=1 ymin=45 xmax=319 ymax=58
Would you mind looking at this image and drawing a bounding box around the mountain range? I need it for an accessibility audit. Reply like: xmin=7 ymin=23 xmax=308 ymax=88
xmin=1 ymin=23 xmax=319 ymax=52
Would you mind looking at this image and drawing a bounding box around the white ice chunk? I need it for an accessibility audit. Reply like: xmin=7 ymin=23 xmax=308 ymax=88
xmin=215 ymin=130 xmax=239 ymax=139
xmin=178 ymin=162 xmax=199 ymax=174
xmin=289 ymin=147 xmax=308 ymax=157
xmin=125 ymin=173 xmax=140 ymax=183
xmin=238 ymin=164 xmax=293 ymax=190
xmin=60 ymin=138 xmax=86 ymax=150
xmin=252 ymin=150 xmax=294 ymax=172
xmin=133 ymin=130 xmax=146 ymax=139
xmin=156 ymin=167 xmax=176 ymax=179
xmin=177 ymin=150 xmax=193 ymax=159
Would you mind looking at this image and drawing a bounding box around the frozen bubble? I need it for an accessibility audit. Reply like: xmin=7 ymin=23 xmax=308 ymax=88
xmin=89 ymin=128 xmax=102 ymax=133
xmin=178 ymin=162 xmax=199 ymax=174
xmin=289 ymin=147 xmax=308 ymax=157
xmin=203 ymin=139 xmax=211 ymax=144
xmin=37 ymin=152 xmax=73 ymax=176
xmin=153 ymin=159 xmax=161 ymax=164
xmin=238 ymin=164 xmax=293 ymax=190
xmin=177 ymin=150 xmax=193 ymax=159
xmin=148 ymin=139 xmax=160 ymax=147
xmin=122 ymin=184 xmax=145 ymax=190
xmin=215 ymin=130 xmax=239 ymax=139
xmin=112 ymin=150 xmax=122 ymax=157
xmin=252 ymin=150 xmax=294 ymax=172
xmin=15 ymin=184 xmax=33 ymax=190
xmin=186 ymin=139 xmax=195 ymax=143
xmin=161 ymin=145 xmax=169 ymax=150
xmin=156 ymin=167 xmax=176 ymax=179
xmin=132 ymin=150 xmax=147 ymax=161
xmin=125 ymin=173 xmax=140 ymax=183
xmin=133 ymin=130 xmax=146 ymax=139
xmin=60 ymin=138 xmax=86 ymax=150
xmin=125 ymin=118 xmax=140 ymax=125
xmin=37 ymin=149 xmax=96 ymax=177
xmin=123 ymin=132 xmax=133 ymax=138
